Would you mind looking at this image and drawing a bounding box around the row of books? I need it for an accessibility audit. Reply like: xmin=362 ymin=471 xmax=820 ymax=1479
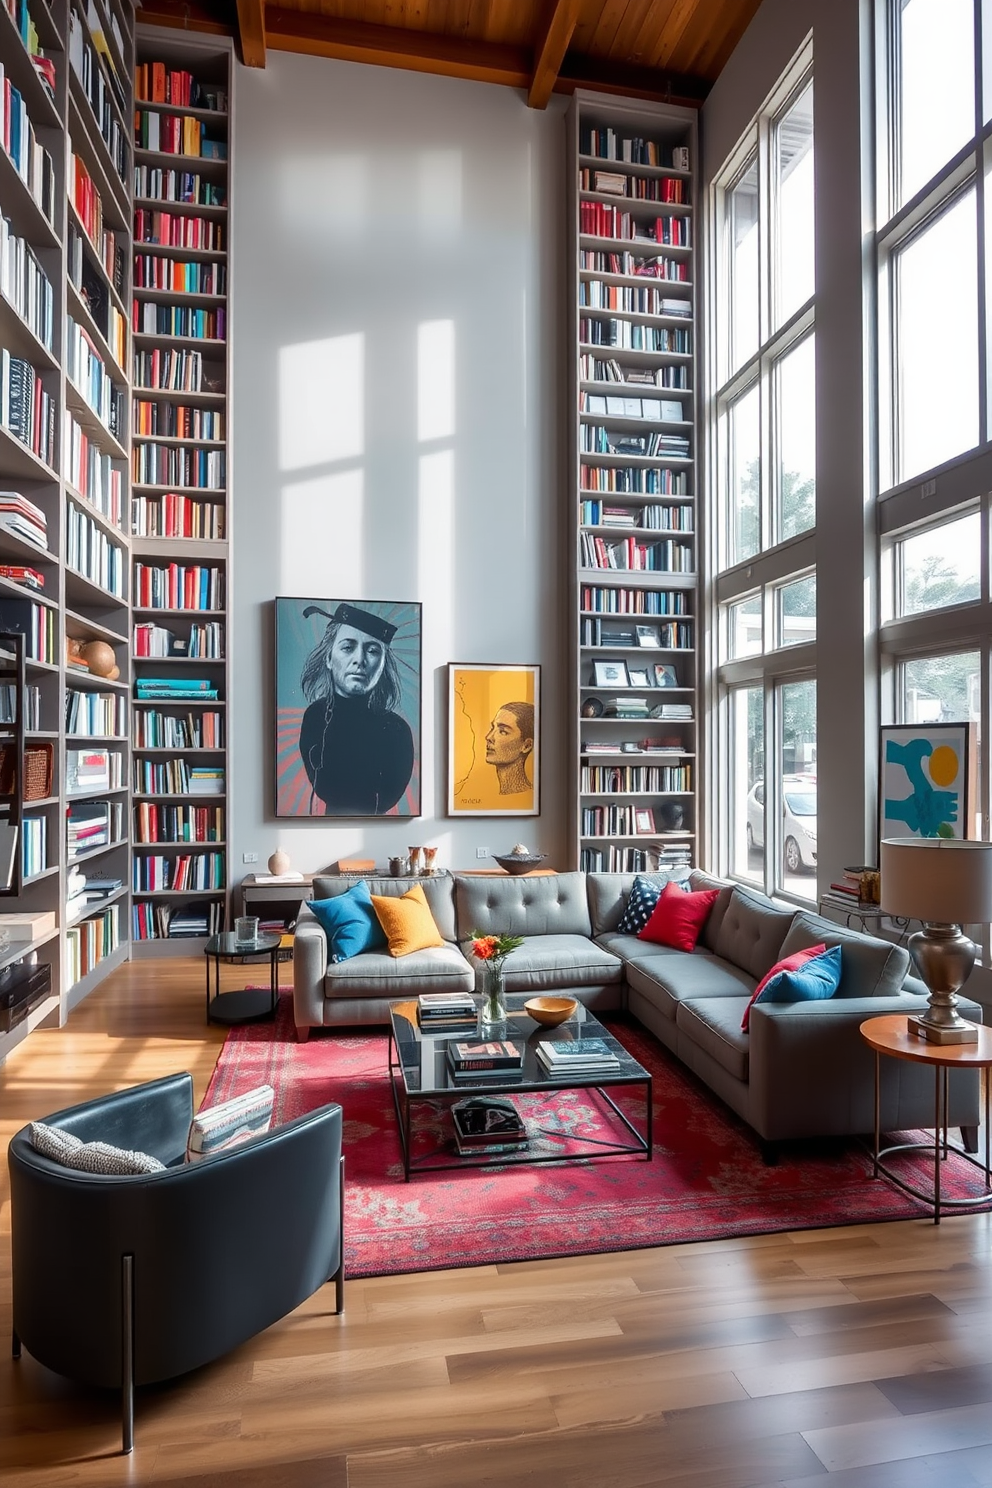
xmin=580 ymin=278 xmax=689 ymax=318
xmin=133 ymin=621 xmax=224 ymax=658
xmin=134 ymin=209 xmax=224 ymax=250
xmin=65 ymin=503 xmax=125 ymax=594
xmin=134 ymin=756 xmax=224 ymax=794
xmin=132 ymin=443 xmax=225 ymax=490
xmin=133 ymin=346 xmax=217 ymax=392
xmin=65 ymin=902 xmax=121 ymax=986
xmin=581 ymin=844 xmax=691 ymax=872
xmin=1 ymin=66 xmax=56 ymax=225
xmin=66 ymin=318 xmax=125 ymax=439
xmin=21 ymin=814 xmax=44 ymax=877
xmin=0 ymin=595 xmax=55 ymax=660
xmin=0 ymin=353 xmax=55 ymax=467
xmin=133 ymin=849 xmax=224 ymax=892
xmin=132 ymin=562 xmax=223 ymax=611
xmin=581 ymin=426 xmax=691 ymax=460
xmin=133 ymin=166 xmax=226 ymax=207
xmin=132 ymin=898 xmax=224 ymax=939
xmin=134 ymin=677 xmax=218 ymax=701
xmin=134 ymin=802 xmax=224 ymax=844
xmin=134 ymin=62 xmax=226 ymax=111
xmin=580 ymin=585 xmax=690 ymax=616
xmin=580 ymin=204 xmax=692 ymax=247
xmin=133 ymin=707 xmax=223 ymax=747
xmin=63 ymin=413 xmax=124 ymax=526
xmin=581 ymin=765 xmax=692 ymax=791
xmin=580 ymin=354 xmax=688 ymax=388
xmin=0 ymin=679 xmax=39 ymax=726
xmin=68 ymin=154 xmax=121 ymax=284
xmin=580 ymin=318 xmax=691 ymax=352
xmin=133 ymin=256 xmax=227 ymax=295
xmin=132 ymin=400 xmax=224 ymax=440
xmin=66 ymin=686 xmax=126 ymax=736
xmin=132 ymin=302 xmax=226 ymax=341
xmin=581 ymin=501 xmax=693 ymax=532
xmin=68 ymin=218 xmax=125 ymax=304
xmin=67 ymin=7 xmax=126 ymax=182
xmin=66 ymin=746 xmax=124 ymax=794
xmin=0 ymin=215 xmax=54 ymax=350
xmin=580 ymin=128 xmax=689 ymax=174
xmin=579 ymin=170 xmax=688 ymax=206
xmin=582 ymin=620 xmax=691 ymax=652
xmin=580 ymin=393 xmax=686 ymax=423
xmin=131 ymin=493 xmax=224 ymax=539
xmin=580 ymin=463 xmax=689 ymax=495
xmin=67 ymin=799 xmax=124 ymax=858
xmin=134 ymin=111 xmax=226 ymax=160
xmin=581 ymin=534 xmax=694 ymax=573
xmin=581 ymin=804 xmax=685 ymax=836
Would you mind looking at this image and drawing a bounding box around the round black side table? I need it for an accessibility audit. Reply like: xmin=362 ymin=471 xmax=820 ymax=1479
xmin=204 ymin=931 xmax=282 ymax=1024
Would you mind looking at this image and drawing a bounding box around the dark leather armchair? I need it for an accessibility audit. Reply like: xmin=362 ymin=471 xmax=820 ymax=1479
xmin=8 ymin=1072 xmax=344 ymax=1453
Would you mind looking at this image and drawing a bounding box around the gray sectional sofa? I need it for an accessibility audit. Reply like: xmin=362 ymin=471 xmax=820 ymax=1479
xmin=292 ymin=869 xmax=981 ymax=1147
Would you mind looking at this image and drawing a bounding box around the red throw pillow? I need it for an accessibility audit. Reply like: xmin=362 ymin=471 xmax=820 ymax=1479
xmin=740 ymin=943 xmax=827 ymax=1031
xmin=637 ymin=880 xmax=720 ymax=952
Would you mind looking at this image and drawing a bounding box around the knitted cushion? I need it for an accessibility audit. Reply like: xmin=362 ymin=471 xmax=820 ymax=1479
xmin=30 ymin=1121 xmax=165 ymax=1175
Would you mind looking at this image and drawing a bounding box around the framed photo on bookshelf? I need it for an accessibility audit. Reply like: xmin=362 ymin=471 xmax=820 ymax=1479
xmin=636 ymin=624 xmax=662 ymax=647
xmin=634 ymin=808 xmax=656 ymax=834
xmin=447 ymin=664 xmax=540 ymax=817
xmin=654 ymin=664 xmax=678 ymax=688
xmin=879 ymin=722 xmax=978 ymax=841
xmin=593 ymin=660 xmax=629 ymax=687
xmin=274 ymin=597 xmax=422 ymax=818
xmin=627 ymin=667 xmax=650 ymax=688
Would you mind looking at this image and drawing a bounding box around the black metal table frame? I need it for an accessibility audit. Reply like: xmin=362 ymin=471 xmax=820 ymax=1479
xmin=388 ymin=1030 xmax=653 ymax=1180
xmin=204 ymin=937 xmax=281 ymax=1025
xmin=871 ymin=1051 xmax=992 ymax=1224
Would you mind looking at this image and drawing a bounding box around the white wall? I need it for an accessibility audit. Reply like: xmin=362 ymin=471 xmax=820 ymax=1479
xmin=230 ymin=54 xmax=567 ymax=877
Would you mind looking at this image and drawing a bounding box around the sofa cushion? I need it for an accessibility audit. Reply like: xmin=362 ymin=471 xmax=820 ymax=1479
xmin=623 ymin=948 xmax=757 ymax=1023
xmin=460 ymin=933 xmax=623 ymax=994
xmin=741 ymin=943 xmax=828 ymax=1031
xmin=688 ymin=869 xmax=736 ymax=951
xmin=454 ymin=872 xmax=591 ymax=940
xmin=312 ymin=874 xmax=458 ymax=943
xmin=639 ymin=881 xmax=720 ymax=952
xmin=618 ymin=873 xmax=688 ymax=934
xmin=676 ymin=997 xmax=751 ymax=1082
xmin=371 ymin=883 xmax=445 ymax=957
xmin=309 ymin=881 xmax=388 ymax=963
xmin=712 ymin=886 xmax=796 ymax=981
xmin=323 ymin=944 xmax=474 ymax=997
xmin=30 ymin=1122 xmax=165 ymax=1175
xmin=778 ymin=910 xmax=910 ymax=998
xmin=587 ymin=870 xmax=692 ymax=935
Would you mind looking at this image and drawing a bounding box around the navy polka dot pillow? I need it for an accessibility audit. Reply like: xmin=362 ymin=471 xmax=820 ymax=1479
xmin=617 ymin=874 xmax=687 ymax=934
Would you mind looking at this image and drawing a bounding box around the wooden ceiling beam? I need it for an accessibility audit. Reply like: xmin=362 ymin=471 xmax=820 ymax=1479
xmin=556 ymin=50 xmax=709 ymax=106
xmin=235 ymin=0 xmax=266 ymax=67
xmin=136 ymin=0 xmax=234 ymax=39
xmin=263 ymin=10 xmax=532 ymax=88
xmin=528 ymin=0 xmax=581 ymax=110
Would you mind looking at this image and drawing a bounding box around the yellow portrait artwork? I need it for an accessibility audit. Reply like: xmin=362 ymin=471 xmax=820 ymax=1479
xmin=448 ymin=664 xmax=540 ymax=816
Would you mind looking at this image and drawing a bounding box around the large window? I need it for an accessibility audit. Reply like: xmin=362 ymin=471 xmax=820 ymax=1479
xmin=712 ymin=44 xmax=817 ymax=901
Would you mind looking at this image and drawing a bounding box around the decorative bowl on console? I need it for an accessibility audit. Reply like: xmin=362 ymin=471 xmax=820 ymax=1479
xmin=524 ymin=996 xmax=578 ymax=1027
xmin=492 ymin=844 xmax=547 ymax=875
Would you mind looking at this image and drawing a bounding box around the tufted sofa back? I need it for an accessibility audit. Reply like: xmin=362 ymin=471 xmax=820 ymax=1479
xmin=310 ymin=874 xmax=458 ymax=943
xmin=453 ymin=872 xmax=592 ymax=940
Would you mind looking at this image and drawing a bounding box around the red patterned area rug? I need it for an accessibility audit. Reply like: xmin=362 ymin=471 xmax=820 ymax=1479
xmin=204 ymin=993 xmax=991 ymax=1278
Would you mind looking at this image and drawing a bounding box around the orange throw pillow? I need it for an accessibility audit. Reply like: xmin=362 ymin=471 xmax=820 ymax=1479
xmin=370 ymin=883 xmax=445 ymax=957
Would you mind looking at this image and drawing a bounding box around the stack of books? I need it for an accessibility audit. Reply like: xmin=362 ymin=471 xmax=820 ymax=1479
xmin=536 ymin=1038 xmax=620 ymax=1078
xmin=606 ymin=696 xmax=649 ymax=719
xmin=451 ymin=1097 xmax=527 ymax=1156
xmin=0 ymin=492 xmax=48 ymax=551
xmin=188 ymin=766 xmax=224 ymax=795
xmin=135 ymin=677 xmax=219 ymax=702
xmin=417 ymin=992 xmax=477 ymax=1032
xmin=655 ymin=702 xmax=693 ymax=720
xmin=446 ymin=1039 xmax=523 ymax=1079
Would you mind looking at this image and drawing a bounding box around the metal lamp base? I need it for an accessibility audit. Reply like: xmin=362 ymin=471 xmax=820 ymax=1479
xmin=907 ymin=923 xmax=980 ymax=1045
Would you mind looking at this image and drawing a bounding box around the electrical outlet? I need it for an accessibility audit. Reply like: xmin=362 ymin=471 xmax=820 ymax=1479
xmin=476 ymin=846 xmax=489 ymax=859
xmin=243 ymin=852 xmax=258 ymax=863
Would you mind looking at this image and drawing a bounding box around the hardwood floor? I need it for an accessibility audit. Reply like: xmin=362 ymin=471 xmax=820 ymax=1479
xmin=3 ymin=959 xmax=992 ymax=1486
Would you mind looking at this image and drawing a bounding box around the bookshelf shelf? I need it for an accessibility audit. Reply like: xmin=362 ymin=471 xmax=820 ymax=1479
xmin=570 ymin=94 xmax=698 ymax=877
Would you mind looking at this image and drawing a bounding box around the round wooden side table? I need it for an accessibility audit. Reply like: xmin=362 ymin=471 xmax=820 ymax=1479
xmin=860 ymin=1013 xmax=992 ymax=1224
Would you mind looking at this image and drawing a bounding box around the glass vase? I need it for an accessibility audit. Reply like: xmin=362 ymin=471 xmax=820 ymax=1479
xmin=481 ymin=964 xmax=508 ymax=1033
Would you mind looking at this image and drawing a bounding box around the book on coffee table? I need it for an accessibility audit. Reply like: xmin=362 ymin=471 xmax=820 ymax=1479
xmin=452 ymin=1096 xmax=527 ymax=1148
xmin=536 ymin=1038 xmax=620 ymax=1077
xmin=447 ymin=1039 xmax=523 ymax=1074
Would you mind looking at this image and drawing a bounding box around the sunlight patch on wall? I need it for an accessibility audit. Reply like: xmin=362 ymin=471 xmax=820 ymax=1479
xmin=279 ymin=334 xmax=364 ymax=471
xmin=417 ymin=320 xmax=455 ymax=443
xmin=280 ymin=469 xmax=364 ymax=594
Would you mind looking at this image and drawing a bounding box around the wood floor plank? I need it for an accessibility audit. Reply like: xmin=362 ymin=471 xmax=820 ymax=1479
xmin=803 ymin=1399 xmax=992 ymax=1471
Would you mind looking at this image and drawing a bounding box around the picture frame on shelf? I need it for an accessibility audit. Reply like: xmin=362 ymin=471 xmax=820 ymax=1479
xmin=654 ymin=664 xmax=678 ymax=687
xmin=879 ymin=722 xmax=978 ymax=841
xmin=593 ymin=660 xmax=629 ymax=687
xmin=627 ymin=667 xmax=650 ymax=688
xmin=634 ymin=808 xmax=656 ymax=834
xmin=274 ymin=597 xmax=422 ymax=819
xmin=447 ymin=663 xmax=540 ymax=817
xmin=635 ymin=625 xmax=662 ymax=647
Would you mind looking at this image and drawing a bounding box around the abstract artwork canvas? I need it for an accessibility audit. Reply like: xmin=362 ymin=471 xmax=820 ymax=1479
xmin=275 ymin=597 xmax=421 ymax=818
xmin=448 ymin=664 xmax=540 ymax=816
xmin=879 ymin=723 xmax=977 ymax=841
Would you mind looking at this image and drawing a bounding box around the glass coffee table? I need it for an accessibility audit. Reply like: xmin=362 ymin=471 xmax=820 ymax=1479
xmin=388 ymin=994 xmax=652 ymax=1179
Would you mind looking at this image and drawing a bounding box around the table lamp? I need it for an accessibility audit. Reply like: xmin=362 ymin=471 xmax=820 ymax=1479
xmin=880 ymin=837 xmax=992 ymax=1044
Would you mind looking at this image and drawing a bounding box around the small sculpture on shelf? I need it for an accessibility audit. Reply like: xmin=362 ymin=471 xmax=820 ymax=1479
xmin=79 ymin=641 xmax=119 ymax=680
xmin=267 ymin=849 xmax=291 ymax=876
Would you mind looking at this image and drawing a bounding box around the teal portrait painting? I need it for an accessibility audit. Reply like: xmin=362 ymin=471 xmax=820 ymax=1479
xmin=275 ymin=597 xmax=422 ymax=818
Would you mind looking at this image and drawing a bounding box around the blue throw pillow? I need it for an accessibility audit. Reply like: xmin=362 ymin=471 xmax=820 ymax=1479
xmin=308 ymin=881 xmax=387 ymax=963
xmin=752 ymin=945 xmax=843 ymax=1008
xmin=617 ymin=873 xmax=687 ymax=934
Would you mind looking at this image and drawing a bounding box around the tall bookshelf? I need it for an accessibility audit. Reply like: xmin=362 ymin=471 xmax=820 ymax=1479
xmin=129 ymin=28 xmax=230 ymax=955
xmin=0 ymin=0 xmax=134 ymax=1061
xmin=568 ymin=93 xmax=699 ymax=875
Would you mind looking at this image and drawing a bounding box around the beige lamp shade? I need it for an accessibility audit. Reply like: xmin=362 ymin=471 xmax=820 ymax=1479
xmin=880 ymin=837 xmax=992 ymax=925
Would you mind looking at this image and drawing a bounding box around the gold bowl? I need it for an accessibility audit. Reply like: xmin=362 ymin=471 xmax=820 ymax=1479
xmin=524 ymin=996 xmax=578 ymax=1027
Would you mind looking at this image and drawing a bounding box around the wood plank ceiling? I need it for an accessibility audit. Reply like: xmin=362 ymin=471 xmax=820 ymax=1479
xmin=136 ymin=0 xmax=764 ymax=106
